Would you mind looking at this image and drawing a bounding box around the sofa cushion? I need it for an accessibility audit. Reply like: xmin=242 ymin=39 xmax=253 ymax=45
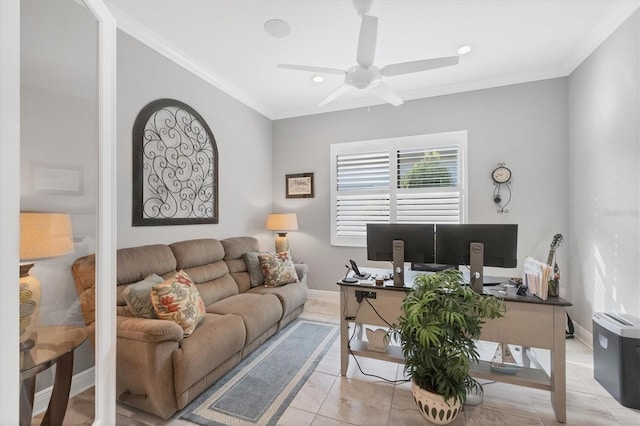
xmin=173 ymin=313 xmax=246 ymax=395
xmin=247 ymin=281 xmax=308 ymax=320
xmin=244 ymin=251 xmax=266 ymax=287
xmin=222 ymin=237 xmax=260 ymax=293
xmin=207 ymin=293 xmax=283 ymax=344
xmin=258 ymin=251 xmax=299 ymax=287
xmin=117 ymin=244 xmax=177 ymax=286
xmin=151 ymin=271 xmax=206 ymax=337
xmin=221 ymin=236 xmax=260 ymax=260
xmin=123 ymin=273 xmax=165 ymax=319
xmin=170 ymin=239 xmax=240 ymax=305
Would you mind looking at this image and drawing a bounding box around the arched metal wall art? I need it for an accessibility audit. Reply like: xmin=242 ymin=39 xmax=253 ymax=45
xmin=132 ymin=99 xmax=218 ymax=226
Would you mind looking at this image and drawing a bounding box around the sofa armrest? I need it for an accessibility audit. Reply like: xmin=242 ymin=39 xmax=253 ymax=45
xmin=294 ymin=263 xmax=308 ymax=284
xmin=117 ymin=316 xmax=184 ymax=343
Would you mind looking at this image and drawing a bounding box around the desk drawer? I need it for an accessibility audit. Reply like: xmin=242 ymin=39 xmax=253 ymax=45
xmin=480 ymin=302 xmax=558 ymax=348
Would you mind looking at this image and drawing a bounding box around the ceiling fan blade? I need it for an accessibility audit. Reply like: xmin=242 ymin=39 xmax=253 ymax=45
xmin=319 ymin=84 xmax=351 ymax=106
xmin=381 ymin=56 xmax=459 ymax=77
xmin=370 ymin=81 xmax=403 ymax=106
xmin=356 ymin=15 xmax=377 ymax=68
xmin=277 ymin=64 xmax=346 ymax=75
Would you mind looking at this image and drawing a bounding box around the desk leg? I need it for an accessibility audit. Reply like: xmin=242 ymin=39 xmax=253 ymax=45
xmin=340 ymin=315 xmax=349 ymax=376
xmin=42 ymin=351 xmax=74 ymax=426
xmin=550 ymin=307 xmax=567 ymax=423
xmin=20 ymin=376 xmax=36 ymax=426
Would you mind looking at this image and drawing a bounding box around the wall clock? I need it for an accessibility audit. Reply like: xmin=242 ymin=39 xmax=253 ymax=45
xmin=491 ymin=163 xmax=512 ymax=213
xmin=492 ymin=165 xmax=511 ymax=184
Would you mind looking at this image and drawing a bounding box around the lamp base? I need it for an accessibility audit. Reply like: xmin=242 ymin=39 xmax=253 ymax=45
xmin=275 ymin=233 xmax=290 ymax=253
xmin=19 ymin=263 xmax=41 ymax=349
xmin=20 ymin=338 xmax=35 ymax=352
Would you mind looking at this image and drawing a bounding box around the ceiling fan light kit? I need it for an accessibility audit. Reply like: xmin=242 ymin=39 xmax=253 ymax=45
xmin=276 ymin=1 xmax=460 ymax=107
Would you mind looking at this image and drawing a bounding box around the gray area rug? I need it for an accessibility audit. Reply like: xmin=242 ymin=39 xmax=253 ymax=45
xmin=180 ymin=319 xmax=339 ymax=425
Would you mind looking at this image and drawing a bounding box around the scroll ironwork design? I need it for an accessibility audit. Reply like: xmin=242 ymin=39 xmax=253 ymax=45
xmin=132 ymin=99 xmax=218 ymax=226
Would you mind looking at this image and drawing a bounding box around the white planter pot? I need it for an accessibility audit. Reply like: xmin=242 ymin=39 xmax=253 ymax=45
xmin=411 ymin=381 xmax=462 ymax=424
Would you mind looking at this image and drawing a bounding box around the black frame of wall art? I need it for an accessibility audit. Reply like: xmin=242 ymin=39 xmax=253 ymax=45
xmin=132 ymin=98 xmax=219 ymax=226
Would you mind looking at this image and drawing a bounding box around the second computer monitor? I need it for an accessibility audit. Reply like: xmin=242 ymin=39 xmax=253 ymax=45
xmin=435 ymin=224 xmax=518 ymax=292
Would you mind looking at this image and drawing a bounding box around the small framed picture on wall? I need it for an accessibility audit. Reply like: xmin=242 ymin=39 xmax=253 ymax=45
xmin=286 ymin=173 xmax=314 ymax=198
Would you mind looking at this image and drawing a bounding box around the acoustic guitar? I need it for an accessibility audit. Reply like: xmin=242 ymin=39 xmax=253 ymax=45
xmin=546 ymin=233 xmax=574 ymax=338
xmin=546 ymin=234 xmax=564 ymax=297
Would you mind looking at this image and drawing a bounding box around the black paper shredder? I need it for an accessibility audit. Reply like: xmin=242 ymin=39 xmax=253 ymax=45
xmin=592 ymin=312 xmax=640 ymax=409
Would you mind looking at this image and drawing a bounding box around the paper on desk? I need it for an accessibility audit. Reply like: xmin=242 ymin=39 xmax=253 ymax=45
xmin=523 ymin=257 xmax=553 ymax=301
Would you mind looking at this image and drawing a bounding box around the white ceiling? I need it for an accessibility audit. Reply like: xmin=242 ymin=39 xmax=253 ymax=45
xmin=104 ymin=0 xmax=640 ymax=120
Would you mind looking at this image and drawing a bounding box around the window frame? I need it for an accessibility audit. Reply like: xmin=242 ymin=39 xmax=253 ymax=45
xmin=330 ymin=131 xmax=468 ymax=247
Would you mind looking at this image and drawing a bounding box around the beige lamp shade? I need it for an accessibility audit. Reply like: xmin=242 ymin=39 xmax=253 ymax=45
xmin=265 ymin=213 xmax=298 ymax=232
xmin=20 ymin=211 xmax=74 ymax=261
xmin=19 ymin=212 xmax=73 ymax=350
xmin=266 ymin=213 xmax=298 ymax=253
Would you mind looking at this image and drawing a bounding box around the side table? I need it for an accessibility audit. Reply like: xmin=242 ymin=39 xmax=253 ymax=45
xmin=20 ymin=325 xmax=88 ymax=426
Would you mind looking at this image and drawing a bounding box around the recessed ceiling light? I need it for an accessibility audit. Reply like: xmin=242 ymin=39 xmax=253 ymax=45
xmin=312 ymin=75 xmax=324 ymax=83
xmin=264 ymin=19 xmax=291 ymax=38
xmin=457 ymin=44 xmax=473 ymax=55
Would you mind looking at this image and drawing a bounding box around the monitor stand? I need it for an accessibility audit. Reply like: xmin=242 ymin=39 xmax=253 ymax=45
xmin=469 ymin=242 xmax=484 ymax=294
xmin=392 ymin=239 xmax=405 ymax=287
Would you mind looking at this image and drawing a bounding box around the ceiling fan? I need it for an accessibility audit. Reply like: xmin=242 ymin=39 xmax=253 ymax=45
xmin=277 ymin=0 xmax=460 ymax=107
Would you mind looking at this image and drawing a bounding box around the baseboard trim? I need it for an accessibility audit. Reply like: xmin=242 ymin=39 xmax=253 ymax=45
xmin=573 ymin=321 xmax=593 ymax=349
xmin=308 ymin=289 xmax=339 ymax=301
xmin=33 ymin=367 xmax=95 ymax=416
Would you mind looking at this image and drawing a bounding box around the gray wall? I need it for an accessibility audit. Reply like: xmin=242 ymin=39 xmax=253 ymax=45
xmin=568 ymin=10 xmax=640 ymax=332
xmin=273 ymin=78 xmax=569 ymax=293
xmin=117 ymin=31 xmax=275 ymax=249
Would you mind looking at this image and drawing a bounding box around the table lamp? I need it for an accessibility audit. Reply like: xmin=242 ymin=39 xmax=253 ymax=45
xmin=265 ymin=213 xmax=298 ymax=253
xmin=19 ymin=211 xmax=73 ymax=351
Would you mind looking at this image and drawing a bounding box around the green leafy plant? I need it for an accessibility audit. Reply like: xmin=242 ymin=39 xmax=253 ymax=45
xmin=393 ymin=269 xmax=506 ymax=406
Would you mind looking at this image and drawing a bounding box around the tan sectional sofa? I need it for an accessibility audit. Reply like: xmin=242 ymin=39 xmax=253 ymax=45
xmin=71 ymin=236 xmax=308 ymax=419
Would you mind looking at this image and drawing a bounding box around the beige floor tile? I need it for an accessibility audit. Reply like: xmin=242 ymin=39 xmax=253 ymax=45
xmin=464 ymin=405 xmax=544 ymax=425
xmin=317 ymin=377 xmax=393 ymax=425
xmin=311 ymin=414 xmax=357 ymax=426
xmin=475 ymin=381 xmax=538 ymax=417
xmin=289 ymin=371 xmax=337 ymax=414
xmin=278 ymin=406 xmax=316 ymax=426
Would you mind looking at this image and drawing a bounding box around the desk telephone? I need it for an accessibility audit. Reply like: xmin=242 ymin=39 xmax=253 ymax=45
xmin=349 ymin=260 xmax=370 ymax=280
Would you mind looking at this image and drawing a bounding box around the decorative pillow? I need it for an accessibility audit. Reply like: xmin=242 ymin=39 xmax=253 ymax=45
xmin=244 ymin=251 xmax=266 ymax=287
xmin=123 ymin=273 xmax=165 ymax=319
xmin=150 ymin=270 xmax=206 ymax=337
xmin=258 ymin=251 xmax=300 ymax=288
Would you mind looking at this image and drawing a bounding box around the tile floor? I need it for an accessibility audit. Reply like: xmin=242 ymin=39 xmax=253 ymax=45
xmin=33 ymin=297 xmax=640 ymax=425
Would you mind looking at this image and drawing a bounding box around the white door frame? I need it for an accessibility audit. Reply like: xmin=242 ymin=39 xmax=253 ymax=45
xmin=0 ymin=1 xmax=22 ymax=423
xmin=82 ymin=1 xmax=117 ymax=424
xmin=0 ymin=1 xmax=117 ymax=423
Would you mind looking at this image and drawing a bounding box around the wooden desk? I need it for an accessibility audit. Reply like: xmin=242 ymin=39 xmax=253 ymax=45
xmin=20 ymin=325 xmax=88 ymax=426
xmin=337 ymin=270 xmax=571 ymax=423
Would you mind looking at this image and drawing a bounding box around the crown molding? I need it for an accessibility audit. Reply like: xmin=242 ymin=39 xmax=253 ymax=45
xmin=106 ymin=2 xmax=275 ymax=120
xmin=562 ymin=1 xmax=640 ymax=75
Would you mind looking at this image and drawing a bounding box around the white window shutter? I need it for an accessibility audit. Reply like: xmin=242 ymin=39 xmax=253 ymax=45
xmin=331 ymin=132 xmax=467 ymax=247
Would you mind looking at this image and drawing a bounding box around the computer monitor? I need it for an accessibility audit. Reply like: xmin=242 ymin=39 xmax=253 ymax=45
xmin=366 ymin=223 xmax=435 ymax=286
xmin=435 ymin=224 xmax=518 ymax=293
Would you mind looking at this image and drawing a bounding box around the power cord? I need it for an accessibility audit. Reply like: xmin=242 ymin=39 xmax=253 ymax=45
xmin=345 ymin=295 xmax=409 ymax=384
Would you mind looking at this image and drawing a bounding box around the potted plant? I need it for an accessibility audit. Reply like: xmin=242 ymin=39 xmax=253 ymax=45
xmin=392 ymin=269 xmax=506 ymax=424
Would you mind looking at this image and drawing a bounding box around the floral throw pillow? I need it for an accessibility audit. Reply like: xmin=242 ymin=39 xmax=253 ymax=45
xmin=150 ymin=270 xmax=206 ymax=337
xmin=258 ymin=251 xmax=300 ymax=288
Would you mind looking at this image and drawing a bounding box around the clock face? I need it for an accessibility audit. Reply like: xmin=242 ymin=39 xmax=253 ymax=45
xmin=492 ymin=166 xmax=511 ymax=184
